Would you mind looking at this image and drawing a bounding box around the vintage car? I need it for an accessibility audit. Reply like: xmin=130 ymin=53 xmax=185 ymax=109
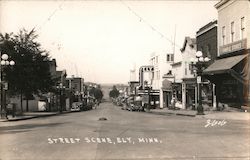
xmin=70 ymin=102 xmax=83 ymax=112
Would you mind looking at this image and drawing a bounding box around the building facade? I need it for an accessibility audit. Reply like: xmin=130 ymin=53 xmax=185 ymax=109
xmin=150 ymin=51 xmax=174 ymax=108
xmin=196 ymin=20 xmax=218 ymax=65
xmin=172 ymin=37 xmax=197 ymax=109
xmin=66 ymin=76 xmax=84 ymax=101
xmin=196 ymin=20 xmax=218 ymax=109
xmin=204 ymin=0 xmax=250 ymax=108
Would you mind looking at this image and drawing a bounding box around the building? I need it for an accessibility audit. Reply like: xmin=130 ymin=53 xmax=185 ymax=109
xmin=128 ymin=65 xmax=139 ymax=96
xmin=196 ymin=20 xmax=218 ymax=65
xmin=9 ymin=59 xmax=68 ymax=112
xmin=150 ymin=51 xmax=174 ymax=108
xmin=66 ymin=76 xmax=84 ymax=102
xmin=204 ymin=0 xmax=250 ymax=108
xmin=167 ymin=37 xmax=197 ymax=109
xmin=196 ymin=20 xmax=218 ymax=109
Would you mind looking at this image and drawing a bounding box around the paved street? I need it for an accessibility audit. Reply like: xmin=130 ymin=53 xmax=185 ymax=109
xmin=0 ymin=102 xmax=249 ymax=160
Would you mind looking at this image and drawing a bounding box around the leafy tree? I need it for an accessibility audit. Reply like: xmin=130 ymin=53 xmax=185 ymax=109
xmin=109 ymin=85 xmax=119 ymax=98
xmin=94 ymin=88 xmax=103 ymax=103
xmin=0 ymin=28 xmax=56 ymax=112
xmin=89 ymin=85 xmax=103 ymax=103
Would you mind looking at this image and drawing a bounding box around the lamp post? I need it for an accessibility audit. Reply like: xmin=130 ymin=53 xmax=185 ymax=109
xmin=0 ymin=52 xmax=15 ymax=119
xmin=190 ymin=51 xmax=210 ymax=115
xmin=57 ymin=83 xmax=65 ymax=113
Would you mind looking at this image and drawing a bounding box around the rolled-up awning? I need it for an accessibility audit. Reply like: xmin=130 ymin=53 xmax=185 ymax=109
xmin=203 ymin=54 xmax=247 ymax=75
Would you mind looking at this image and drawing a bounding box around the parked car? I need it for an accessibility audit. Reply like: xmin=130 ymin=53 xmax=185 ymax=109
xmin=71 ymin=102 xmax=83 ymax=112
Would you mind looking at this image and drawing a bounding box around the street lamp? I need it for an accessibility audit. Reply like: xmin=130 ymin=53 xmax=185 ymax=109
xmin=0 ymin=52 xmax=15 ymax=119
xmin=190 ymin=51 xmax=210 ymax=115
xmin=57 ymin=83 xmax=65 ymax=113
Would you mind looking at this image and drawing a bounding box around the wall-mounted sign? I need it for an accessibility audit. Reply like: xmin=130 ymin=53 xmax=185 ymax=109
xmin=197 ymin=76 xmax=201 ymax=84
xmin=220 ymin=39 xmax=247 ymax=55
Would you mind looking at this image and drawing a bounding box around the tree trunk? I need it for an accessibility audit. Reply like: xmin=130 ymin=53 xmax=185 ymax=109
xmin=26 ymin=98 xmax=29 ymax=112
xmin=20 ymin=90 xmax=23 ymax=113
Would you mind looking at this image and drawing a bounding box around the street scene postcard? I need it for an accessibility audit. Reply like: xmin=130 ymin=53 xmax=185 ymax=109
xmin=0 ymin=0 xmax=250 ymax=160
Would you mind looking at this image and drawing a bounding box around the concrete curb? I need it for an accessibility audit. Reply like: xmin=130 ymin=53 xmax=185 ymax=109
xmin=0 ymin=111 xmax=72 ymax=122
xmin=149 ymin=110 xmax=196 ymax=117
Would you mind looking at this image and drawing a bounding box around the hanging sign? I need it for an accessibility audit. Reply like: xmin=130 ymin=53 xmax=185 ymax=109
xmin=197 ymin=76 xmax=201 ymax=84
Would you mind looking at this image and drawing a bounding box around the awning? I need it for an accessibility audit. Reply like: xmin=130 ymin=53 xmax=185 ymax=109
xmin=203 ymin=54 xmax=248 ymax=84
xmin=203 ymin=54 xmax=247 ymax=75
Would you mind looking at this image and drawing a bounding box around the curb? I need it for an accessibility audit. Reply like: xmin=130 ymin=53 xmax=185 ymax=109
xmin=176 ymin=113 xmax=196 ymax=117
xmin=1 ymin=111 xmax=72 ymax=122
xmin=149 ymin=111 xmax=196 ymax=117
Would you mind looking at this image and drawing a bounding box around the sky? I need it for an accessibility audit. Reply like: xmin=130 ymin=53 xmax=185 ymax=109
xmin=0 ymin=0 xmax=218 ymax=84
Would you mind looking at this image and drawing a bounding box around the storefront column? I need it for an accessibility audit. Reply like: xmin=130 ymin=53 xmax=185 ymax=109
xmin=212 ymin=84 xmax=217 ymax=109
xmin=182 ymin=83 xmax=186 ymax=109
xmin=195 ymin=85 xmax=198 ymax=110
xmin=160 ymin=89 xmax=164 ymax=109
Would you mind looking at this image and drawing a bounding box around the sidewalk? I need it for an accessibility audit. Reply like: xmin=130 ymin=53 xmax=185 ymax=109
xmin=150 ymin=108 xmax=250 ymax=121
xmin=0 ymin=111 xmax=71 ymax=122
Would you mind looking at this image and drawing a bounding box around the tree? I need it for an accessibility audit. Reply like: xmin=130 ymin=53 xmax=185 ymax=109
xmin=109 ymin=85 xmax=119 ymax=98
xmin=94 ymin=88 xmax=103 ymax=103
xmin=0 ymin=28 xmax=56 ymax=112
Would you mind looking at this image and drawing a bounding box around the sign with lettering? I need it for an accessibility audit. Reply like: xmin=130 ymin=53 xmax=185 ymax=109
xmin=220 ymin=39 xmax=247 ymax=55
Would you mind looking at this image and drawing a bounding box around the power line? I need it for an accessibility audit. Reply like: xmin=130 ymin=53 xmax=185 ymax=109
xmin=120 ymin=0 xmax=184 ymax=53
xmin=34 ymin=0 xmax=65 ymax=34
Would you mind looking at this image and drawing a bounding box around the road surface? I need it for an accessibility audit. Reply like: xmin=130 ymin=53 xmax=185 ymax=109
xmin=0 ymin=102 xmax=249 ymax=160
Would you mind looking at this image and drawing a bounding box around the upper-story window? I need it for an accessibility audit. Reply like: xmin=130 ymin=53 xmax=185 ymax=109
xmin=231 ymin=21 xmax=235 ymax=42
xmin=166 ymin=54 xmax=174 ymax=62
xmin=241 ymin=17 xmax=245 ymax=39
xmin=152 ymin=57 xmax=155 ymax=65
xmin=185 ymin=62 xmax=187 ymax=76
xmin=222 ymin=26 xmax=226 ymax=45
xmin=156 ymin=56 xmax=158 ymax=64
xmin=206 ymin=44 xmax=211 ymax=58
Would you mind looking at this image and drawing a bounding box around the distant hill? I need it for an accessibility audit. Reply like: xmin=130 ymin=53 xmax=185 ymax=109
xmin=100 ymin=83 xmax=128 ymax=100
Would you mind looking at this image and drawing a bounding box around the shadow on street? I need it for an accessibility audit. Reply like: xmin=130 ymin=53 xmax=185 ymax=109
xmin=0 ymin=122 xmax=68 ymax=135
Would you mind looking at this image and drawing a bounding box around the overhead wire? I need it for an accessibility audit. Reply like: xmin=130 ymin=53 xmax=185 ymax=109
xmin=32 ymin=0 xmax=82 ymax=78
xmin=33 ymin=0 xmax=65 ymax=34
xmin=120 ymin=0 xmax=185 ymax=54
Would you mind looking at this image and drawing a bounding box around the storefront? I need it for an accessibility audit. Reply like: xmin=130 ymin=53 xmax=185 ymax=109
xmin=162 ymin=79 xmax=172 ymax=108
xmin=182 ymin=78 xmax=196 ymax=109
xmin=203 ymin=52 xmax=249 ymax=107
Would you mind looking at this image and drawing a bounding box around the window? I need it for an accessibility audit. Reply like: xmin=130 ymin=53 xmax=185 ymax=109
xmin=241 ymin=17 xmax=245 ymax=39
xmin=156 ymin=56 xmax=158 ymax=64
xmin=206 ymin=44 xmax=211 ymax=58
xmin=231 ymin=22 xmax=234 ymax=42
xmin=166 ymin=54 xmax=174 ymax=62
xmin=152 ymin=58 xmax=155 ymax=65
xmin=167 ymin=54 xmax=170 ymax=61
xmin=170 ymin=54 xmax=174 ymax=61
xmin=185 ymin=62 xmax=187 ymax=75
xmin=189 ymin=64 xmax=194 ymax=74
xmin=222 ymin=26 xmax=226 ymax=45
xmin=201 ymin=46 xmax=204 ymax=53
